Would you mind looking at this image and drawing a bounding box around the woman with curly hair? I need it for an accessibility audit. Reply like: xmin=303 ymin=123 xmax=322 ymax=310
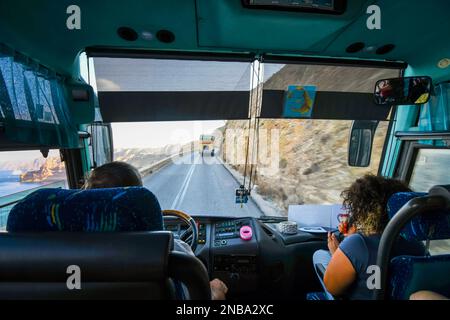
xmin=320 ymin=174 xmax=425 ymax=300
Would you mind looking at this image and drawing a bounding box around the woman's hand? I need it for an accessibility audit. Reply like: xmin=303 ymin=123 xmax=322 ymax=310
xmin=210 ymin=278 xmax=228 ymax=300
xmin=327 ymin=232 xmax=340 ymax=255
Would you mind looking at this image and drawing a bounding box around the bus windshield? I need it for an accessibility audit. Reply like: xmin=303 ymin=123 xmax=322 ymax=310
xmin=111 ymin=118 xmax=388 ymax=217
xmin=96 ymin=58 xmax=398 ymax=217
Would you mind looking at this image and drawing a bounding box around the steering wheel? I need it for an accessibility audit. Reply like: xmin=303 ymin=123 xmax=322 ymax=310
xmin=162 ymin=209 xmax=198 ymax=252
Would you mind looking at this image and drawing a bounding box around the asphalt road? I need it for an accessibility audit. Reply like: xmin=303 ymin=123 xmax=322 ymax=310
xmin=142 ymin=153 xmax=262 ymax=217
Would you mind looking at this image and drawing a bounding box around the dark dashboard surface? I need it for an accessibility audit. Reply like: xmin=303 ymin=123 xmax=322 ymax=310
xmin=164 ymin=215 xmax=327 ymax=299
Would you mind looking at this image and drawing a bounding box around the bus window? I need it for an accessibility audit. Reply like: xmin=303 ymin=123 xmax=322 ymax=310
xmin=409 ymin=148 xmax=450 ymax=192
xmin=0 ymin=150 xmax=67 ymax=230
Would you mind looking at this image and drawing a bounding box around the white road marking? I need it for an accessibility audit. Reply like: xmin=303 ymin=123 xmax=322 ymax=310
xmin=170 ymin=155 xmax=197 ymax=209
xmin=178 ymin=165 xmax=196 ymax=208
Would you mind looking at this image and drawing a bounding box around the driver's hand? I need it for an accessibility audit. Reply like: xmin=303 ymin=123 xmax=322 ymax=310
xmin=210 ymin=278 xmax=228 ymax=300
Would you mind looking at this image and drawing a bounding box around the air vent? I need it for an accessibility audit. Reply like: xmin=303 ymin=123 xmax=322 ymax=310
xmin=376 ymin=44 xmax=395 ymax=55
xmin=117 ymin=27 xmax=138 ymax=41
xmin=156 ymin=30 xmax=175 ymax=43
xmin=346 ymin=42 xmax=365 ymax=53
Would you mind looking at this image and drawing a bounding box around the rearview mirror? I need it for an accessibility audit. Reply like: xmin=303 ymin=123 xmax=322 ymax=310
xmin=374 ymin=76 xmax=432 ymax=106
xmin=348 ymin=120 xmax=379 ymax=167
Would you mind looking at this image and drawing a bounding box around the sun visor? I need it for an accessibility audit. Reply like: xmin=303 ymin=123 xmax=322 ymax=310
xmin=93 ymin=57 xmax=253 ymax=122
xmin=259 ymin=62 xmax=399 ymax=121
xmin=98 ymin=91 xmax=249 ymax=122
xmin=260 ymin=89 xmax=391 ymax=120
xmin=94 ymin=57 xmax=398 ymax=122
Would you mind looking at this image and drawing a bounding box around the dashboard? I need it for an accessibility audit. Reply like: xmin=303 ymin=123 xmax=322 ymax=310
xmin=164 ymin=215 xmax=328 ymax=299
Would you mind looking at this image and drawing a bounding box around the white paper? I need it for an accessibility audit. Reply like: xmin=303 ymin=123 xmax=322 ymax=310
xmin=299 ymin=227 xmax=327 ymax=233
xmin=288 ymin=204 xmax=348 ymax=229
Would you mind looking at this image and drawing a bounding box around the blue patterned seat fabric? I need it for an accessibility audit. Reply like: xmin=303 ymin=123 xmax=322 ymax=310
xmin=386 ymin=192 xmax=450 ymax=241
xmin=7 ymin=187 xmax=163 ymax=232
xmin=390 ymin=255 xmax=450 ymax=300
xmin=387 ymin=191 xmax=450 ymax=300
xmin=306 ymin=292 xmax=329 ymax=300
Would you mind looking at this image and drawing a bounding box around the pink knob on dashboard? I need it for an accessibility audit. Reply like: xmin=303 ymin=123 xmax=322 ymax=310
xmin=240 ymin=225 xmax=252 ymax=241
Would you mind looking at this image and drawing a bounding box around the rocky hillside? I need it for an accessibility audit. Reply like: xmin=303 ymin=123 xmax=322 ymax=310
xmin=114 ymin=147 xmax=174 ymax=170
xmin=221 ymin=64 xmax=398 ymax=214
xmin=263 ymin=64 xmax=398 ymax=92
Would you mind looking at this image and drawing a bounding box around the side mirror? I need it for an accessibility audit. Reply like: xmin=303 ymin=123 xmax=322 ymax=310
xmin=348 ymin=120 xmax=379 ymax=167
xmin=87 ymin=122 xmax=114 ymax=168
xmin=374 ymin=76 xmax=432 ymax=106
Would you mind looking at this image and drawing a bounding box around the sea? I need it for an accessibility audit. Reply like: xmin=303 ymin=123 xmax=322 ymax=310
xmin=0 ymin=170 xmax=43 ymax=200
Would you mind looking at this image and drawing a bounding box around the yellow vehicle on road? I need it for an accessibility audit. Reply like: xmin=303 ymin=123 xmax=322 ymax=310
xmin=200 ymin=135 xmax=215 ymax=157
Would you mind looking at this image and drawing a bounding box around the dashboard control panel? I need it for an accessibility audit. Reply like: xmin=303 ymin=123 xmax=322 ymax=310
xmin=164 ymin=221 xmax=207 ymax=245
xmin=213 ymin=255 xmax=257 ymax=274
xmin=214 ymin=219 xmax=252 ymax=246
xmin=198 ymin=223 xmax=206 ymax=244
xmin=164 ymin=216 xmax=269 ymax=297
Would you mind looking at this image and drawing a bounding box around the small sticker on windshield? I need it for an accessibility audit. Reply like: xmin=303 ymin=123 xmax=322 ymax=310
xmin=283 ymin=85 xmax=316 ymax=118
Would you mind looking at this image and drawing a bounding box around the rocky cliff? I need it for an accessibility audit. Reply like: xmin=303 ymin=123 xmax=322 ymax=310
xmin=19 ymin=156 xmax=66 ymax=182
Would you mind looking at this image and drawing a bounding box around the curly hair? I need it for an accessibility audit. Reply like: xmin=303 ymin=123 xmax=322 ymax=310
xmin=341 ymin=174 xmax=411 ymax=235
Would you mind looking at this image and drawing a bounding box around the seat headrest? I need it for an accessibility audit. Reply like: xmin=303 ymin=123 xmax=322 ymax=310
xmin=387 ymin=191 xmax=450 ymax=241
xmin=7 ymin=187 xmax=163 ymax=232
xmin=0 ymin=231 xmax=172 ymax=282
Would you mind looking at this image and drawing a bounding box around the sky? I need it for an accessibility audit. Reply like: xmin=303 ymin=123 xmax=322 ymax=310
xmin=112 ymin=120 xmax=225 ymax=149
xmin=0 ymin=149 xmax=60 ymax=164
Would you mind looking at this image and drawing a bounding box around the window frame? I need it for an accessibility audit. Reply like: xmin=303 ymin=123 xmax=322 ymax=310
xmin=0 ymin=148 xmax=69 ymax=200
xmin=396 ymin=141 xmax=450 ymax=189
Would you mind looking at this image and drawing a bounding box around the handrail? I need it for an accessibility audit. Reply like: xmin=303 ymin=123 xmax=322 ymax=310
xmin=0 ymin=180 xmax=66 ymax=207
xmin=395 ymin=131 xmax=450 ymax=141
xmin=0 ymin=199 xmax=20 ymax=209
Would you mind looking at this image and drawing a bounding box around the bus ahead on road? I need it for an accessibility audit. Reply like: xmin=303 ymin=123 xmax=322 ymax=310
xmin=199 ymin=134 xmax=215 ymax=156
xmin=0 ymin=0 xmax=449 ymax=307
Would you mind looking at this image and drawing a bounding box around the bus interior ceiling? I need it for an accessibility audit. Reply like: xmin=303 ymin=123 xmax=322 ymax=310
xmin=0 ymin=0 xmax=449 ymax=84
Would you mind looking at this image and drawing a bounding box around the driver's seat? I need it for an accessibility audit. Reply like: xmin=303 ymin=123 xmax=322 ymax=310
xmin=3 ymin=187 xmax=210 ymax=300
